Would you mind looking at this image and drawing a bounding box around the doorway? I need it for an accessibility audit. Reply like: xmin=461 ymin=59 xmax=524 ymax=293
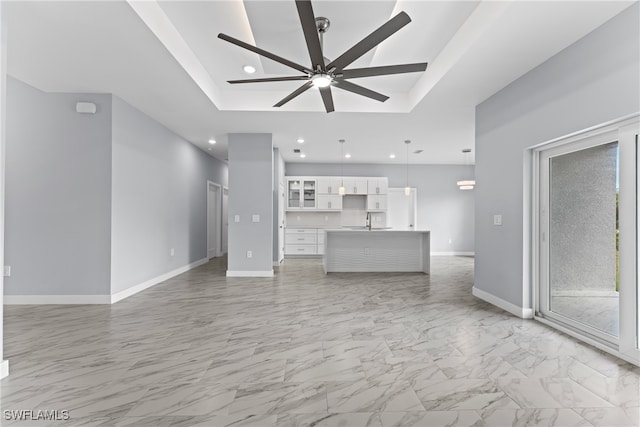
xmin=278 ymin=182 xmax=285 ymax=263
xmin=387 ymin=187 xmax=417 ymax=230
xmin=207 ymin=181 xmax=222 ymax=259
xmin=222 ymin=187 xmax=229 ymax=255
xmin=534 ymin=115 xmax=639 ymax=363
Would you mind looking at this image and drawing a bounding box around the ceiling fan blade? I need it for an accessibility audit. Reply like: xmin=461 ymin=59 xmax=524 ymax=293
xmin=319 ymin=86 xmax=335 ymax=113
xmin=340 ymin=62 xmax=428 ymax=79
xmin=228 ymin=76 xmax=309 ymax=84
xmin=274 ymin=81 xmax=314 ymax=107
xmin=296 ymin=0 xmax=325 ymax=70
xmin=333 ymin=80 xmax=389 ymax=102
xmin=218 ymin=33 xmax=310 ymax=74
xmin=327 ymin=11 xmax=411 ymax=72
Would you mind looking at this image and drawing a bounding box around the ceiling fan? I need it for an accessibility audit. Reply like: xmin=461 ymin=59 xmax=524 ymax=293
xmin=217 ymin=0 xmax=428 ymax=113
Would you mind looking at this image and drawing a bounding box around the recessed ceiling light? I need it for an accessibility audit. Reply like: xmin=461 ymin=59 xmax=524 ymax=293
xmin=345 ymin=153 xmax=351 ymax=158
xmin=297 ymin=138 xmax=304 ymax=143
xmin=389 ymin=154 xmax=396 ymax=159
xmin=243 ymin=65 xmax=256 ymax=74
xmin=208 ymin=139 xmax=216 ymax=145
xmin=300 ymin=153 xmax=306 ymax=158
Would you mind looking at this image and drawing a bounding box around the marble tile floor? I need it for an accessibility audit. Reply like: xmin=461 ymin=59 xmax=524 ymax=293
xmin=1 ymin=256 xmax=639 ymax=426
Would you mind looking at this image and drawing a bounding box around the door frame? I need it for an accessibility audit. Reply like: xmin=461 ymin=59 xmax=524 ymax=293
xmin=222 ymin=186 xmax=229 ymax=255
xmin=207 ymin=180 xmax=222 ymax=259
xmin=531 ymin=113 xmax=639 ymax=365
xmin=278 ymin=181 xmax=285 ymax=264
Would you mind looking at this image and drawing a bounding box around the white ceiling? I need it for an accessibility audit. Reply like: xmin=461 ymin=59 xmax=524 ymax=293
xmin=4 ymin=0 xmax=636 ymax=165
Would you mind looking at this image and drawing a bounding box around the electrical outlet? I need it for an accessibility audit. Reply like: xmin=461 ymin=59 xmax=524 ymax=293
xmin=170 ymin=248 xmax=175 ymax=256
xmin=234 ymin=215 xmax=240 ymax=223
xmin=494 ymin=214 xmax=503 ymax=226
xmin=247 ymin=250 xmax=252 ymax=258
xmin=252 ymin=214 xmax=260 ymax=223
xmin=364 ymin=247 xmax=370 ymax=255
xmin=324 ymin=216 xmax=328 ymax=221
xmin=297 ymin=216 xmax=301 ymax=221
xmin=3 ymin=266 xmax=11 ymax=277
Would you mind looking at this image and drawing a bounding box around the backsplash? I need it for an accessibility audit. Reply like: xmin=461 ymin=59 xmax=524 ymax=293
xmin=285 ymin=210 xmax=387 ymax=228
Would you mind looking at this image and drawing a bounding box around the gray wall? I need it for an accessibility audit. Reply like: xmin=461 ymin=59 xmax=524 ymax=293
xmin=110 ymin=95 xmax=228 ymax=294
xmin=228 ymin=133 xmax=273 ymax=273
xmin=285 ymin=163 xmax=475 ymax=253
xmin=5 ymin=78 xmax=112 ymax=295
xmin=475 ymin=4 xmax=639 ymax=308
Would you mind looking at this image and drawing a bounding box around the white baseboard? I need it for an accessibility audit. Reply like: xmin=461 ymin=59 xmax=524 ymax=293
xmin=111 ymin=257 xmax=208 ymax=304
xmin=4 ymin=294 xmax=111 ymax=305
xmin=226 ymin=270 xmax=274 ymax=277
xmin=4 ymin=258 xmax=209 ymax=305
xmin=0 ymin=360 xmax=9 ymax=379
xmin=431 ymin=251 xmax=475 ymax=256
xmin=472 ymin=286 xmax=534 ymax=319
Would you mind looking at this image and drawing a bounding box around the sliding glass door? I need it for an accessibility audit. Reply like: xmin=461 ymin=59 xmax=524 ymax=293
xmin=536 ymin=116 xmax=639 ymax=363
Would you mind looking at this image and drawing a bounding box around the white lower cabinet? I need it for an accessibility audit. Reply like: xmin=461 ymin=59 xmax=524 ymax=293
xmin=286 ymin=244 xmax=317 ymax=255
xmin=317 ymin=231 xmax=326 ymax=255
xmin=285 ymin=228 xmax=319 ymax=255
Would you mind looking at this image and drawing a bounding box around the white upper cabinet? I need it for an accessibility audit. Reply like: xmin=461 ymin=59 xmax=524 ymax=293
xmin=286 ymin=176 xmax=388 ymax=211
xmin=367 ymin=179 xmax=388 ymax=195
xmin=367 ymin=194 xmax=387 ymax=211
xmin=343 ymin=179 xmax=368 ymax=195
xmin=287 ymin=178 xmax=316 ymax=209
xmin=318 ymin=179 xmax=341 ymax=195
xmin=317 ymin=195 xmax=342 ymax=211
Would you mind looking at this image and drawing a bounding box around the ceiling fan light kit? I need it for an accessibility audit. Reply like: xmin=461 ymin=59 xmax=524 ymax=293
xmin=218 ymin=0 xmax=428 ymax=113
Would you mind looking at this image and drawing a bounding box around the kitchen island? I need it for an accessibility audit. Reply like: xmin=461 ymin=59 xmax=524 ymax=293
xmin=322 ymin=229 xmax=430 ymax=274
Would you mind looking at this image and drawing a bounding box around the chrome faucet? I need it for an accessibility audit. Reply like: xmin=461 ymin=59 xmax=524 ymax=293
xmin=366 ymin=212 xmax=372 ymax=230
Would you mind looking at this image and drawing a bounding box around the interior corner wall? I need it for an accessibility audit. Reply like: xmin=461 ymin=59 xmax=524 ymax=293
xmin=284 ymin=162 xmax=475 ymax=253
xmin=110 ymin=95 xmax=228 ymax=294
xmin=227 ymin=133 xmax=273 ymax=274
xmin=474 ymin=3 xmax=640 ymax=309
xmin=4 ymin=77 xmax=112 ymax=296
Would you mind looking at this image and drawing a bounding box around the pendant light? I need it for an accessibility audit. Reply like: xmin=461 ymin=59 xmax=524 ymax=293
xmin=338 ymin=139 xmax=346 ymax=195
xmin=457 ymin=148 xmax=475 ymax=190
xmin=404 ymin=140 xmax=411 ymax=196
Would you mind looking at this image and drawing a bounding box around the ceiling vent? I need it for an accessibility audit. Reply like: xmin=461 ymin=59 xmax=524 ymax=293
xmin=293 ymin=148 xmax=301 ymax=153
xmin=413 ymin=150 xmax=424 ymax=154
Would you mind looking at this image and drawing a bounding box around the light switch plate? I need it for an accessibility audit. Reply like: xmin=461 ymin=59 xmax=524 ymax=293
xmin=252 ymin=214 xmax=260 ymax=223
xmin=234 ymin=215 xmax=240 ymax=223
xmin=493 ymin=214 xmax=503 ymax=226
xmin=3 ymin=266 xmax=10 ymax=277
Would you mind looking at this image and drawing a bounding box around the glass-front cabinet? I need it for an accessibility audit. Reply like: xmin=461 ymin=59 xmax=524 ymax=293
xmin=288 ymin=178 xmax=316 ymax=209
xmin=288 ymin=179 xmax=301 ymax=208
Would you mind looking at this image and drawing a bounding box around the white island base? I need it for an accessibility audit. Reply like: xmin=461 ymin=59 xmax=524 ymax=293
xmin=322 ymin=230 xmax=430 ymax=274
